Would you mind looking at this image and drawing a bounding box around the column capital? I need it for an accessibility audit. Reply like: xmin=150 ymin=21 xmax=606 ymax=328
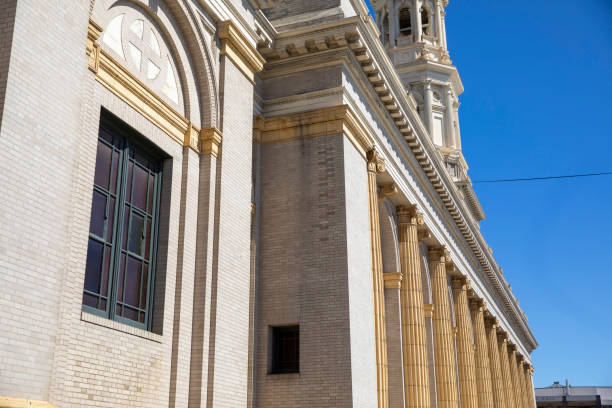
xmin=397 ymin=204 xmax=424 ymax=226
xmin=507 ymin=343 xmax=517 ymax=353
xmin=428 ymin=246 xmax=450 ymax=262
xmin=451 ymin=276 xmax=468 ymax=290
xmin=383 ymin=272 xmax=402 ymax=289
xmin=469 ymin=298 xmax=485 ymax=311
xmin=200 ymin=127 xmax=223 ymax=157
xmin=484 ymin=315 xmax=499 ymax=329
xmin=367 ymin=147 xmax=386 ymax=174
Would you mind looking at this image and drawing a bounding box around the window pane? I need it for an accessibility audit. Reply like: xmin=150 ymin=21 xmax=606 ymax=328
xmin=106 ymin=197 xmax=115 ymax=242
xmin=124 ymin=256 xmax=142 ymax=307
xmin=83 ymin=292 xmax=98 ymax=308
xmin=84 ymin=239 xmax=104 ymax=294
xmin=110 ymin=150 xmax=120 ymax=195
xmin=122 ymin=206 xmax=129 ymax=250
xmin=89 ymin=190 xmax=106 ymax=238
xmin=101 ymin=246 xmax=111 ymax=297
xmin=126 ymin=161 xmax=133 ymax=203
xmin=94 ymin=141 xmax=112 ymax=189
xmin=122 ymin=306 xmax=138 ymax=321
xmin=145 ymin=217 xmax=152 ymax=260
xmin=132 ymin=164 xmax=148 ymax=211
xmin=128 ymin=212 xmax=145 ymax=255
xmin=147 ymin=174 xmax=154 ymax=212
xmin=140 ymin=265 xmax=148 ymax=309
xmin=117 ymin=253 xmax=126 ymax=302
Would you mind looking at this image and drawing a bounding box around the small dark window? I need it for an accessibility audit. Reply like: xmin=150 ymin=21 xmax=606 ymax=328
xmin=399 ymin=8 xmax=412 ymax=36
xmin=82 ymin=112 xmax=163 ymax=331
xmin=271 ymin=326 xmax=299 ymax=374
xmin=421 ymin=7 xmax=431 ymax=35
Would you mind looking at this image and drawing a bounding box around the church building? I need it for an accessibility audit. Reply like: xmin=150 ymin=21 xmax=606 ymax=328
xmin=0 ymin=0 xmax=537 ymax=407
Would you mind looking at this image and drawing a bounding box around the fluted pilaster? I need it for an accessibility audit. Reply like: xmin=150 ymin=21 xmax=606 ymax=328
xmin=485 ymin=319 xmax=506 ymax=408
xmin=470 ymin=300 xmax=494 ymax=408
xmin=397 ymin=205 xmax=430 ymax=408
xmin=508 ymin=345 xmax=522 ymax=408
xmin=429 ymin=247 xmax=458 ymax=408
xmin=497 ymin=334 xmax=517 ymax=408
xmin=367 ymin=148 xmax=388 ymax=408
xmin=451 ymin=277 xmax=478 ymax=408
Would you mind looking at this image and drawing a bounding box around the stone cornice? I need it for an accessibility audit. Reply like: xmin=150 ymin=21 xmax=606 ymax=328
xmin=218 ymin=20 xmax=265 ymax=83
xmin=257 ymin=16 xmax=536 ymax=351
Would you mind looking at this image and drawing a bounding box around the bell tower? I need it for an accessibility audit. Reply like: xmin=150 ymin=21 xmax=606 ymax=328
xmin=373 ymin=0 xmax=485 ymax=222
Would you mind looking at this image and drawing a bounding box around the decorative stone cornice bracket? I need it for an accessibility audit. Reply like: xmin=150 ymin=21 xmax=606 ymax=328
xmin=378 ymin=183 xmax=398 ymax=201
xmin=219 ymin=20 xmax=265 ymax=84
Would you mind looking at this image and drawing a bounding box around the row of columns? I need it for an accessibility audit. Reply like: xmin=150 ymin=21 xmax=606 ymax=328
xmin=367 ymin=164 xmax=535 ymax=408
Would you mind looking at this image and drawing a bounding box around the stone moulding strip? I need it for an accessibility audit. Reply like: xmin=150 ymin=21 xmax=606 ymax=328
xmin=218 ymin=20 xmax=265 ymax=84
xmin=0 ymin=397 xmax=58 ymax=408
xmin=257 ymin=18 xmax=536 ymax=350
xmin=86 ymin=19 xmax=222 ymax=157
xmin=253 ymin=104 xmax=374 ymax=157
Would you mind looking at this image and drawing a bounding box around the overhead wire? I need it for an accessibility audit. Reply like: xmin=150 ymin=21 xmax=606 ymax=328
xmin=472 ymin=171 xmax=612 ymax=184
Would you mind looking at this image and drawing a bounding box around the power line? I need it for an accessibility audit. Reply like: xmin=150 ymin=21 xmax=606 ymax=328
xmin=472 ymin=171 xmax=612 ymax=184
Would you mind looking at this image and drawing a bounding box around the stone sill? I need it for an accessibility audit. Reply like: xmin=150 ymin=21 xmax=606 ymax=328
xmin=80 ymin=311 xmax=163 ymax=343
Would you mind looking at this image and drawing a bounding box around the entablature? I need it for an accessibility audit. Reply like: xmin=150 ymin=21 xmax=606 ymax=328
xmin=256 ymin=13 xmax=536 ymax=352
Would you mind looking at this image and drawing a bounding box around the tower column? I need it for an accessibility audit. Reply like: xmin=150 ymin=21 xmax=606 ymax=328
xmin=434 ymin=0 xmax=443 ymax=45
xmin=497 ymin=334 xmax=517 ymax=408
xmin=414 ymin=0 xmax=423 ymax=43
xmin=451 ymin=277 xmax=479 ymax=408
xmin=397 ymin=205 xmax=431 ymax=408
xmin=485 ymin=319 xmax=507 ymax=408
xmin=440 ymin=8 xmax=448 ymax=50
xmin=424 ymin=80 xmax=433 ymax=135
xmin=367 ymin=148 xmax=389 ymax=408
xmin=445 ymin=88 xmax=456 ymax=149
xmin=470 ymin=300 xmax=494 ymax=408
xmin=453 ymin=102 xmax=462 ymax=150
xmin=429 ymin=247 xmax=458 ymax=408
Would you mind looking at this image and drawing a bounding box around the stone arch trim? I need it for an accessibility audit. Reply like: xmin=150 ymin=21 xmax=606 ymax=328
xmin=90 ymin=0 xmax=219 ymax=129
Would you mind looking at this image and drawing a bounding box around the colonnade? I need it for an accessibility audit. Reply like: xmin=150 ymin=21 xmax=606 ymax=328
xmin=367 ymin=150 xmax=535 ymax=408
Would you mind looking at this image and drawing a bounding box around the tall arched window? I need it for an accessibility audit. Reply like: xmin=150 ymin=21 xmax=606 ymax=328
xmin=421 ymin=7 xmax=431 ymax=36
xmin=399 ymin=7 xmax=412 ymax=36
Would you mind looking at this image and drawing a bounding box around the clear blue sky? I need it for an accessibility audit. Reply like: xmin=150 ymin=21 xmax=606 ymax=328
xmin=366 ymin=0 xmax=612 ymax=387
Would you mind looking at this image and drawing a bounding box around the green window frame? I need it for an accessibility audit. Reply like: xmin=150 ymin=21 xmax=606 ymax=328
xmin=82 ymin=113 xmax=163 ymax=331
